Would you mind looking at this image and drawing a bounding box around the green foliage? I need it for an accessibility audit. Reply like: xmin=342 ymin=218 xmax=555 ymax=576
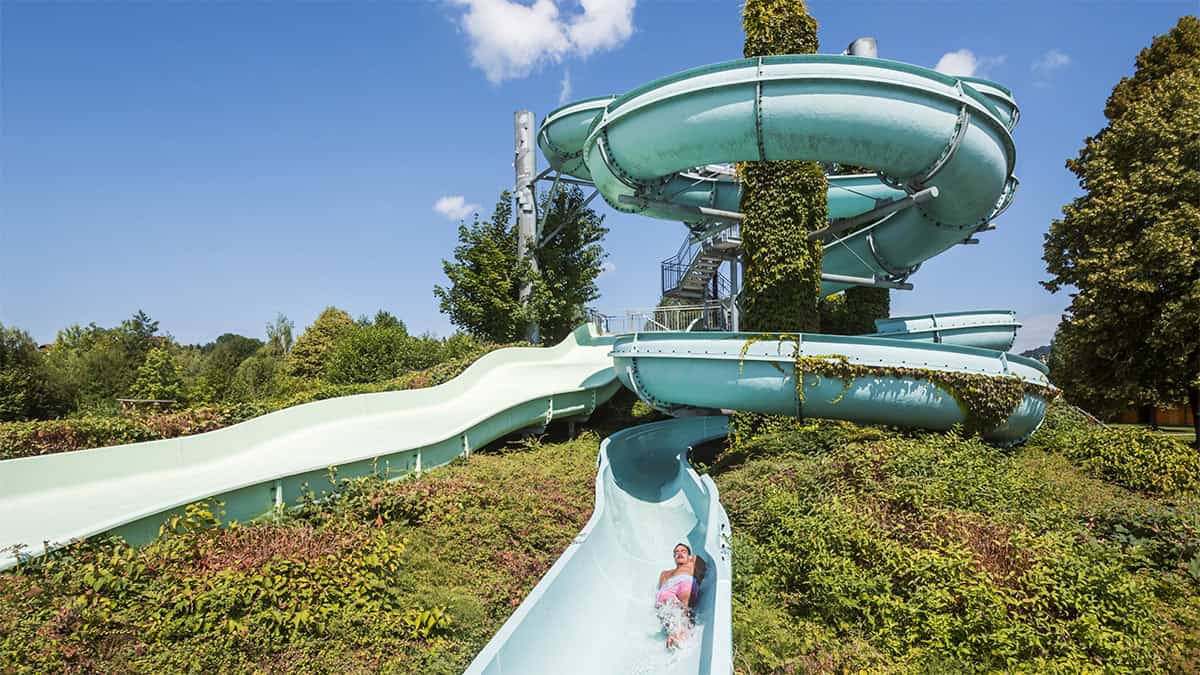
xmin=434 ymin=193 xmax=527 ymax=343
xmin=738 ymin=161 xmax=828 ymax=333
xmin=434 ymin=187 xmax=608 ymax=344
xmin=0 ymin=424 xmax=604 ymax=672
xmin=130 ymin=348 xmax=186 ymax=402
xmin=718 ymin=415 xmax=1200 ymax=672
xmin=192 ymin=334 xmax=263 ymax=403
xmin=285 ymin=307 xmax=356 ymax=379
xmin=818 ymin=287 xmax=891 ymax=335
xmin=41 ymin=310 xmax=167 ymax=413
xmin=265 ymin=313 xmax=294 ymax=357
xmin=231 ymin=353 xmax=283 ymax=401
xmin=1029 ymin=411 xmax=1200 ymax=496
xmin=1042 ymin=17 xmax=1200 ymax=443
xmin=324 ymin=325 xmax=414 ymax=384
xmin=0 ymin=323 xmax=69 ymax=421
xmin=0 ymin=342 xmax=516 ymax=460
xmin=742 ymin=0 xmax=819 ymax=57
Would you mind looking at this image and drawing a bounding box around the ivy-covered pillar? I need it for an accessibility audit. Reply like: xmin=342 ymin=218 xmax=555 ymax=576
xmin=731 ymin=0 xmax=828 ymax=445
xmin=739 ymin=0 xmax=828 ymax=333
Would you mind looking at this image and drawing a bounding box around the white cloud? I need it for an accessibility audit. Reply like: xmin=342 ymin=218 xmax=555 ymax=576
xmin=934 ymin=49 xmax=1006 ymax=78
xmin=1032 ymin=49 xmax=1070 ymax=87
xmin=449 ymin=0 xmax=636 ymax=84
xmin=597 ymin=261 xmax=616 ymax=278
xmin=559 ymin=69 xmax=572 ymax=103
xmin=433 ymin=195 xmax=479 ymax=220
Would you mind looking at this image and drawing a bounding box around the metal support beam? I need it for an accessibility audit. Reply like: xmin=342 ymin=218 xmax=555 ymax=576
xmin=535 ymin=175 xmax=595 ymax=187
xmin=539 ymin=189 xmax=599 ymax=247
xmin=821 ymin=273 xmax=914 ymax=291
xmin=809 ymin=186 xmax=939 ymax=241
xmin=729 ymin=256 xmax=740 ymax=331
xmin=514 ymin=110 xmax=540 ymax=343
xmin=617 ymin=195 xmax=743 ymax=223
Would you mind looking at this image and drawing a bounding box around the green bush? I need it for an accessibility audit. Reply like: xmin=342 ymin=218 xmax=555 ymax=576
xmin=1066 ymin=427 xmax=1200 ymax=495
xmin=0 ymin=425 xmax=603 ymax=672
xmin=718 ymin=421 xmax=1198 ymax=672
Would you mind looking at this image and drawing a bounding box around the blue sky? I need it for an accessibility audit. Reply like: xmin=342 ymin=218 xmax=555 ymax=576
xmin=1 ymin=1 xmax=1193 ymax=351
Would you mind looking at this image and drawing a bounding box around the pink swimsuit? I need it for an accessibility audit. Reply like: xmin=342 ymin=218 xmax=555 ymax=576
xmin=656 ymin=573 xmax=699 ymax=607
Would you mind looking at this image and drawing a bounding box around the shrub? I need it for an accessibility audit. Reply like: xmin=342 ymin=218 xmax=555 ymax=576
xmin=1065 ymin=427 xmax=1200 ymax=495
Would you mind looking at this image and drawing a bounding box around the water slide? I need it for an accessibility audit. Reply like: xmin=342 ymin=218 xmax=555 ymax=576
xmin=0 ymin=326 xmax=619 ymax=571
xmin=471 ymin=55 xmax=1050 ymax=672
xmin=467 ymin=416 xmax=733 ymax=675
xmin=0 ymin=53 xmax=1053 ymax=675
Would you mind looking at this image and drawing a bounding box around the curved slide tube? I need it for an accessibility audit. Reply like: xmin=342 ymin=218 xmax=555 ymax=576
xmin=539 ymin=55 xmax=1020 ymax=293
xmin=0 ymin=326 xmax=619 ymax=570
xmin=869 ymin=309 xmax=1020 ymax=352
xmin=466 ymin=416 xmax=732 ymax=675
xmin=612 ymin=332 xmax=1051 ymax=447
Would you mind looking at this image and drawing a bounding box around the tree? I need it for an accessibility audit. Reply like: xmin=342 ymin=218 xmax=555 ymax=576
xmin=526 ymin=186 xmax=609 ymax=342
xmin=0 ymin=324 xmax=69 ymax=421
xmin=1042 ymin=16 xmax=1200 ymax=447
xmin=434 ymin=187 xmax=608 ymax=344
xmin=194 ymin=333 xmax=263 ymax=402
xmin=324 ymin=325 xmax=412 ymax=384
xmin=232 ymin=353 xmax=282 ymax=401
xmin=42 ymin=310 xmax=166 ymax=412
xmin=739 ymin=0 xmax=828 ymax=332
xmin=130 ymin=348 xmax=186 ymax=402
xmin=285 ymin=307 xmax=356 ymax=379
xmin=265 ymin=313 xmax=295 ymax=357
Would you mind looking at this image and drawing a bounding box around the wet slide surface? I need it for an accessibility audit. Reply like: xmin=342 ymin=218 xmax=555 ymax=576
xmin=466 ymin=416 xmax=732 ymax=675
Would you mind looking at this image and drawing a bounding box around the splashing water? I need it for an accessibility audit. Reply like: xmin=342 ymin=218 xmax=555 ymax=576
xmin=656 ymin=598 xmax=694 ymax=642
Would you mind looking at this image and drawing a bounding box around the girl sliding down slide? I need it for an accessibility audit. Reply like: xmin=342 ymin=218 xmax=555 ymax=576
xmin=656 ymin=543 xmax=707 ymax=648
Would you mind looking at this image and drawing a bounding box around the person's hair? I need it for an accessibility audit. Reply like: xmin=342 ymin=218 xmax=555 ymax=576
xmin=673 ymin=543 xmax=691 ymax=555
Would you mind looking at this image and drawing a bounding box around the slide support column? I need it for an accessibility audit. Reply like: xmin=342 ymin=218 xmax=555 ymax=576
xmin=515 ymin=110 xmax=540 ymax=343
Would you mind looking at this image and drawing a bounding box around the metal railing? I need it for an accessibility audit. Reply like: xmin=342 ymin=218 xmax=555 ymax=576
xmin=662 ymin=263 xmax=730 ymax=299
xmin=588 ymin=301 xmax=733 ymax=335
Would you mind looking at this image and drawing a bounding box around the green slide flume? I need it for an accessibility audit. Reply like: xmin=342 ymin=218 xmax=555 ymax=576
xmin=468 ymin=55 xmax=1050 ymax=674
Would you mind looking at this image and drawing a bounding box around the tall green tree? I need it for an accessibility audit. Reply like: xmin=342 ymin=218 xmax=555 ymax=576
xmin=0 ymin=324 xmax=69 ymax=421
xmin=434 ymin=187 xmax=608 ymax=344
xmin=194 ymin=333 xmax=263 ymax=402
xmin=130 ymin=348 xmax=186 ymax=402
xmin=285 ymin=307 xmax=356 ymax=379
xmin=1042 ymin=16 xmax=1200 ymax=446
xmin=740 ymin=0 xmax=828 ymax=332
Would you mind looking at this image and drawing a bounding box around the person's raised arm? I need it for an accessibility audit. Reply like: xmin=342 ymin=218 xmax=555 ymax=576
xmin=658 ymin=570 xmax=670 ymax=588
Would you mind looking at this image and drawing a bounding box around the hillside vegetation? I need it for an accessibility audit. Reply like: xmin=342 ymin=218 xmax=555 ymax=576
xmin=2 ymin=399 xmax=1198 ymax=673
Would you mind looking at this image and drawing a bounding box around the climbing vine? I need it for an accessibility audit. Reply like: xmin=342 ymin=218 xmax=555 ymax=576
xmin=735 ymin=0 xmax=828 ymax=443
xmin=740 ymin=334 xmax=1058 ymax=437
xmin=819 ymin=287 xmax=891 ymax=335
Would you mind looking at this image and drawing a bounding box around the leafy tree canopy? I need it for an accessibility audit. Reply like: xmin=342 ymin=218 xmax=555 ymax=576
xmin=1042 ymin=16 xmax=1200 ymax=445
xmin=285 ymin=307 xmax=356 ymax=379
xmin=130 ymin=348 xmax=186 ymax=402
xmin=434 ymin=187 xmax=608 ymax=344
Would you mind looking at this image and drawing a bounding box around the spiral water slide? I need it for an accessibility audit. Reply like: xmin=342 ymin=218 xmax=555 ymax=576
xmin=467 ymin=57 xmax=1050 ymax=674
